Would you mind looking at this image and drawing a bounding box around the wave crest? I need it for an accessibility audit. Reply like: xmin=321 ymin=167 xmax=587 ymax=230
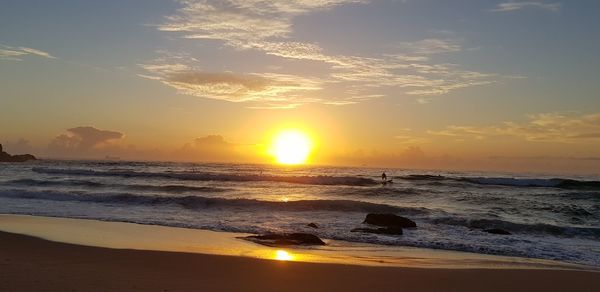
xmin=0 ymin=189 xmax=428 ymax=214
xmin=32 ymin=167 xmax=377 ymax=186
xmin=399 ymin=174 xmax=600 ymax=189
xmin=4 ymin=178 xmax=228 ymax=193
xmin=430 ymin=217 xmax=600 ymax=240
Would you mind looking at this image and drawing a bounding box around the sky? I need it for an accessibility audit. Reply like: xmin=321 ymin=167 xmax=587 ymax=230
xmin=1 ymin=0 xmax=600 ymax=174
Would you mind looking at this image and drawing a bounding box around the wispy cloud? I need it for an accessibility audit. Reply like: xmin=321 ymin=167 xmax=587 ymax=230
xmin=147 ymin=0 xmax=501 ymax=107
xmin=159 ymin=0 xmax=363 ymax=43
xmin=428 ymin=112 xmax=600 ymax=143
xmin=0 ymin=49 xmax=27 ymax=61
xmin=0 ymin=45 xmax=56 ymax=61
xmin=18 ymin=47 xmax=56 ymax=59
xmin=491 ymin=1 xmax=561 ymax=12
xmin=140 ymin=56 xmax=322 ymax=107
xmin=489 ymin=155 xmax=600 ymax=161
xmin=396 ymin=38 xmax=462 ymax=55
xmin=165 ymin=71 xmax=322 ymax=103
xmin=394 ymin=128 xmax=429 ymax=144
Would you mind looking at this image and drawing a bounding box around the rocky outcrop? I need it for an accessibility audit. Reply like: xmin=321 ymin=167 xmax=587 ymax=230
xmin=352 ymin=213 xmax=416 ymax=236
xmin=484 ymin=228 xmax=511 ymax=235
xmin=243 ymin=233 xmax=326 ymax=247
xmin=0 ymin=144 xmax=36 ymax=162
xmin=363 ymin=213 xmax=417 ymax=228
xmin=351 ymin=226 xmax=403 ymax=235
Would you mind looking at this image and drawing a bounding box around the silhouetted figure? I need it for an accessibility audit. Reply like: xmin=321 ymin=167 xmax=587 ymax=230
xmin=381 ymin=172 xmax=387 ymax=181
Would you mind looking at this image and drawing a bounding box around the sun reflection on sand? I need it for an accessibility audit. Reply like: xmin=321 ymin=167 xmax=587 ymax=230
xmin=274 ymin=250 xmax=294 ymax=261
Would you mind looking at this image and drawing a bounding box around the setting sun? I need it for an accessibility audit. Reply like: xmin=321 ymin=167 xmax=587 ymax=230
xmin=270 ymin=130 xmax=313 ymax=165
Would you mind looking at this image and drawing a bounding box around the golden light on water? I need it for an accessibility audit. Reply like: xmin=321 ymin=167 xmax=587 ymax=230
xmin=269 ymin=130 xmax=313 ymax=165
xmin=274 ymin=250 xmax=294 ymax=261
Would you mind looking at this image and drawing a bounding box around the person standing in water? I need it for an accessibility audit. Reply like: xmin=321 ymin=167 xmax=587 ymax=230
xmin=381 ymin=171 xmax=387 ymax=181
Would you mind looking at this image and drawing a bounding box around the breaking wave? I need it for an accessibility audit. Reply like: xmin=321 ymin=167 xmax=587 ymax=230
xmin=0 ymin=189 xmax=427 ymax=214
xmin=32 ymin=167 xmax=377 ymax=186
xmin=399 ymin=174 xmax=600 ymax=189
xmin=3 ymin=178 xmax=228 ymax=193
xmin=429 ymin=217 xmax=600 ymax=240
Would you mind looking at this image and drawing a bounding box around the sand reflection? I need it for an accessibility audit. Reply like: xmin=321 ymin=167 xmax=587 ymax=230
xmin=274 ymin=250 xmax=294 ymax=261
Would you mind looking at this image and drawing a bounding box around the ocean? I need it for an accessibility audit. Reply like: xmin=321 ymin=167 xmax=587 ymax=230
xmin=0 ymin=160 xmax=598 ymax=267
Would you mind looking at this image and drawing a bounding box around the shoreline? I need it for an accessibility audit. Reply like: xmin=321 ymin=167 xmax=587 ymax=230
xmin=1 ymin=231 xmax=600 ymax=291
xmin=0 ymin=214 xmax=595 ymax=271
xmin=5 ymin=162 xmax=599 ymax=267
xmin=1 ymin=214 xmax=599 ymax=291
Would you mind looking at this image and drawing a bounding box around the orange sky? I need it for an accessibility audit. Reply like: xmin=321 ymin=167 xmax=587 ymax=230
xmin=2 ymin=0 xmax=600 ymax=175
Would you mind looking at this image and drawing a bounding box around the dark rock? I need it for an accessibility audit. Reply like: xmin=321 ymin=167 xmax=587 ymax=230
xmin=244 ymin=233 xmax=326 ymax=247
xmin=351 ymin=226 xmax=403 ymax=235
xmin=7 ymin=154 xmax=36 ymax=162
xmin=0 ymin=151 xmax=10 ymax=161
xmin=0 ymin=144 xmax=36 ymax=162
xmin=363 ymin=213 xmax=416 ymax=228
xmin=307 ymin=223 xmax=319 ymax=229
xmin=484 ymin=228 xmax=511 ymax=235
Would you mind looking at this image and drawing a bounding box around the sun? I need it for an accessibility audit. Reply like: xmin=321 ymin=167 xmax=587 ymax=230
xmin=270 ymin=130 xmax=313 ymax=165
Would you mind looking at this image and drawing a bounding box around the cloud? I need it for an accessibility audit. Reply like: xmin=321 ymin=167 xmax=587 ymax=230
xmin=328 ymin=144 xmax=600 ymax=174
xmin=489 ymin=155 xmax=600 ymax=161
xmin=158 ymin=0 xmax=363 ymax=43
xmin=145 ymin=0 xmax=501 ymax=107
xmin=193 ymin=135 xmax=230 ymax=145
xmin=18 ymin=47 xmax=56 ymax=59
xmin=0 ymin=49 xmax=27 ymax=61
xmin=140 ymin=59 xmax=323 ymax=105
xmin=491 ymin=1 xmax=561 ymax=12
xmin=428 ymin=112 xmax=600 ymax=143
xmin=396 ymin=38 xmax=462 ymax=55
xmin=172 ymin=135 xmax=257 ymax=162
xmin=166 ymin=72 xmax=272 ymax=102
xmin=48 ymin=127 xmax=124 ymax=154
xmin=485 ymin=154 xmax=600 ymax=174
xmin=394 ymin=128 xmax=429 ymax=144
xmin=326 ymin=146 xmax=461 ymax=169
xmin=45 ymin=132 xmax=257 ymax=162
xmin=0 ymin=45 xmax=56 ymax=61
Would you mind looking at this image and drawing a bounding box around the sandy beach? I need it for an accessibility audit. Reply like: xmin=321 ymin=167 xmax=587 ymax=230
xmin=2 ymin=231 xmax=600 ymax=292
xmin=1 ymin=215 xmax=599 ymax=292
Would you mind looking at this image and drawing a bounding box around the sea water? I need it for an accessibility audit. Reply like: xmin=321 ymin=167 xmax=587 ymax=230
xmin=0 ymin=160 xmax=598 ymax=266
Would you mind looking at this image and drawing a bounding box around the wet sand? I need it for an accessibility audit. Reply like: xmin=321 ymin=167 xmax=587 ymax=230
xmin=1 ymin=215 xmax=599 ymax=291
